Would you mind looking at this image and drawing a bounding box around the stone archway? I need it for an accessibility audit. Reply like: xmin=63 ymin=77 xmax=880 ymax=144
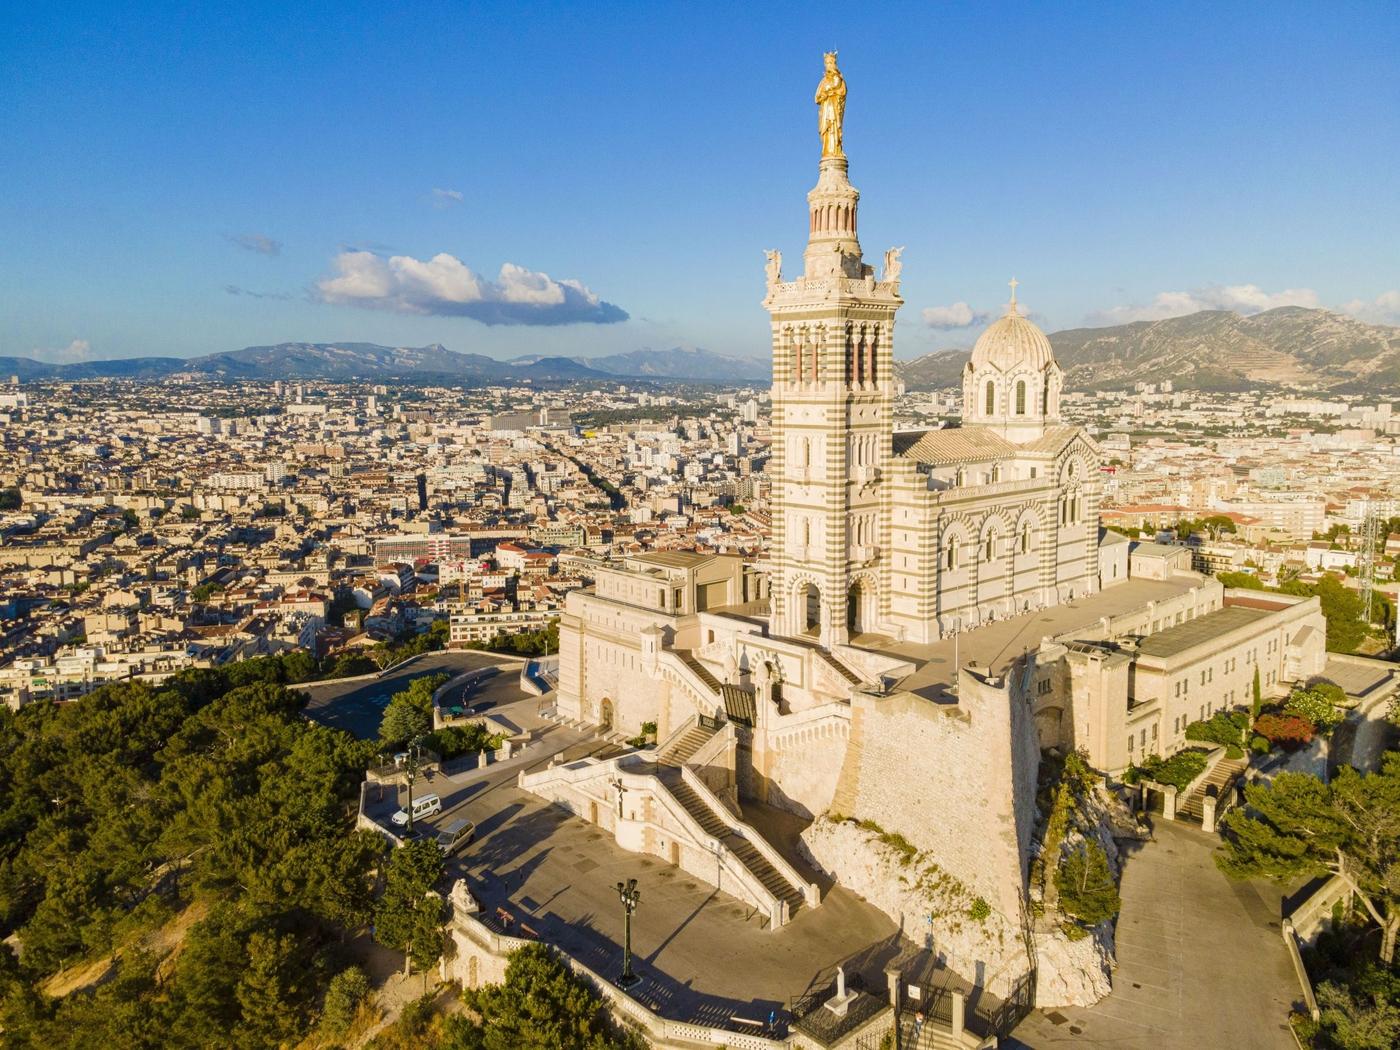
xmin=799 ymin=582 xmax=822 ymax=637
xmin=846 ymin=577 xmax=876 ymax=636
xmin=599 ymin=697 xmax=613 ymax=731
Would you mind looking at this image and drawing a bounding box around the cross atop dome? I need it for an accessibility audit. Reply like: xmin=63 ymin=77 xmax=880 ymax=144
xmin=1008 ymin=277 xmax=1019 ymax=314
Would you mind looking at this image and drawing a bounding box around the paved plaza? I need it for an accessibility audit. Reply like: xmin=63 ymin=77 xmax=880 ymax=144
xmin=349 ymin=680 xmax=904 ymax=1028
xmin=1008 ymin=819 xmax=1300 ymax=1050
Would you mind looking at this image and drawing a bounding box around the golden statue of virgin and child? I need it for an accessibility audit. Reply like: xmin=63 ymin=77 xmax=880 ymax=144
xmin=815 ymin=51 xmax=846 ymax=158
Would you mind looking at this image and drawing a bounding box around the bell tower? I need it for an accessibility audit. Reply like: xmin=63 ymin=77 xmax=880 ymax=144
xmin=764 ymin=54 xmax=903 ymax=648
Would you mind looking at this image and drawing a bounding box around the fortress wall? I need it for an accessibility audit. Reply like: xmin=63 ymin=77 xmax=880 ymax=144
xmin=831 ymin=674 xmax=1039 ymax=922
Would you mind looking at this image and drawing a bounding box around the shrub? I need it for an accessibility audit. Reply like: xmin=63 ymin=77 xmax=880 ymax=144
xmin=321 ymin=966 xmax=371 ymax=1037
xmin=1285 ymin=687 xmax=1344 ymax=731
xmin=1309 ymin=681 xmax=1347 ymax=706
xmin=1185 ymin=711 xmax=1247 ymax=749
xmin=968 ymin=897 xmax=991 ymax=923
xmin=1225 ymin=743 xmax=1244 ymax=760
xmin=1250 ymin=734 xmax=1271 ymax=754
xmin=429 ymin=722 xmax=501 ymax=758
xmin=1134 ymin=749 xmax=1209 ymax=791
xmin=1253 ymin=713 xmax=1315 ymax=751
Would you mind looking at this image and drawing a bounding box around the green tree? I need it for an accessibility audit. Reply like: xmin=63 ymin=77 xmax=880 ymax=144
xmin=320 ymin=966 xmax=370 ymax=1037
xmin=375 ymin=840 xmax=443 ymax=968
xmin=462 ymin=941 xmax=636 ymax=1050
xmin=235 ymin=929 xmax=305 ymax=1047
xmin=1055 ymin=842 xmax=1121 ymax=926
xmin=406 ymin=893 xmax=447 ymax=972
xmin=379 ymin=675 xmax=447 ymax=746
xmin=1217 ymin=755 xmax=1400 ymax=963
xmin=1252 ymin=665 xmax=1263 ymax=722
xmin=1314 ymin=963 xmax=1400 ymax=1050
xmin=380 ymin=702 xmax=427 ymax=749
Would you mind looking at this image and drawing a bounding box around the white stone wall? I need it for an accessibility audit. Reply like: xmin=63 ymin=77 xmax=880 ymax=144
xmin=830 ymin=674 xmax=1038 ymax=923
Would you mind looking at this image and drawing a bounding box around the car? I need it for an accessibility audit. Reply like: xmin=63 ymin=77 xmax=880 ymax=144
xmin=436 ymin=818 xmax=476 ymax=855
xmin=390 ymin=793 xmax=441 ymax=826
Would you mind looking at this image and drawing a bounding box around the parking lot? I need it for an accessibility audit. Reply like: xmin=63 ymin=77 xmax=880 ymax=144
xmin=298 ymin=650 xmax=532 ymax=739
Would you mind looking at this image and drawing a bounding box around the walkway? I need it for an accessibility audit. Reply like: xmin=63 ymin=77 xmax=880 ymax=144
xmin=1008 ymin=819 xmax=1300 ymax=1050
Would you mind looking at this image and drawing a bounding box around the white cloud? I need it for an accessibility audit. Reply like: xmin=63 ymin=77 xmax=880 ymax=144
xmin=225 ymin=232 xmax=282 ymax=256
xmin=32 ymin=339 xmax=94 ymax=363
xmin=1339 ymin=290 xmax=1400 ymax=326
xmin=315 ymin=250 xmax=628 ymax=326
xmin=1087 ymin=283 xmax=1320 ymax=325
xmin=430 ymin=187 xmax=465 ymax=209
xmin=922 ymin=301 xmax=993 ymax=329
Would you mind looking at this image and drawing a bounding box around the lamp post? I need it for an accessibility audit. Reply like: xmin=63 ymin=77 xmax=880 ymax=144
xmin=616 ymin=878 xmax=641 ymax=988
xmin=403 ymin=735 xmax=424 ymax=833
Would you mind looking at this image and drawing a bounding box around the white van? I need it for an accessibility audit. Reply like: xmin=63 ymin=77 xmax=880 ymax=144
xmin=436 ymin=818 xmax=476 ymax=855
xmin=391 ymin=793 xmax=441 ymax=826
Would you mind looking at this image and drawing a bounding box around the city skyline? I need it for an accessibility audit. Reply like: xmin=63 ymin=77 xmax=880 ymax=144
xmin=3 ymin=1 xmax=1398 ymax=365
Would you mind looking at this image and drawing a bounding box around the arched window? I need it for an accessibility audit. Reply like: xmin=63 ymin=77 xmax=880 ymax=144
xmin=803 ymin=519 xmax=811 ymax=546
xmin=984 ymin=380 xmax=996 ymax=416
xmin=984 ymin=533 xmax=996 ymax=562
xmin=1016 ymin=380 xmax=1026 ymax=415
xmin=1020 ymin=522 xmax=1030 ymax=553
xmin=945 ymin=535 xmax=957 ymax=570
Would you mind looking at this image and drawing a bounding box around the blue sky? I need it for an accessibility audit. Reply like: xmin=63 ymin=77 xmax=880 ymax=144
xmin=2 ymin=1 xmax=1397 ymax=364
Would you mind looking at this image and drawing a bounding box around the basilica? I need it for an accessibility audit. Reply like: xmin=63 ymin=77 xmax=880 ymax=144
xmin=533 ymin=57 xmax=1325 ymax=1003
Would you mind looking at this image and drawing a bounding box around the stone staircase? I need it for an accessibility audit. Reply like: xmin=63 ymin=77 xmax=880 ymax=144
xmin=1178 ymin=755 xmax=1249 ymax=824
xmin=786 ymin=635 xmax=864 ymax=686
xmin=674 ymin=649 xmax=723 ymax=695
xmin=658 ymin=766 xmax=807 ymax=917
xmin=656 ymin=720 xmax=717 ymax=766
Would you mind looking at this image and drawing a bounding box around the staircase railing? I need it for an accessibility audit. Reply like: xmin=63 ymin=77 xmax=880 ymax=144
xmin=655 ymin=713 xmax=698 ymax=761
xmin=679 ymin=765 xmax=820 ymax=909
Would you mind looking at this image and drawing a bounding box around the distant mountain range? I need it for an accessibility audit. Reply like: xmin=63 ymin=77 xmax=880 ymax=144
xmin=10 ymin=307 xmax=1396 ymax=391
xmin=0 ymin=343 xmax=769 ymax=384
xmin=897 ymin=307 xmax=1400 ymax=393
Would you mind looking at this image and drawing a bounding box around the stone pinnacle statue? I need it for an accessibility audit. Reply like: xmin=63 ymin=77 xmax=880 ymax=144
xmin=815 ymin=51 xmax=846 ymax=158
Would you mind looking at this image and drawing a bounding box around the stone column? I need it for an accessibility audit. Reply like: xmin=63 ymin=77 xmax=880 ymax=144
xmin=951 ymin=990 xmax=965 ymax=1038
xmin=1202 ymin=793 xmax=1217 ymax=834
xmin=1162 ymin=784 xmax=1177 ymax=820
xmin=885 ymin=966 xmax=902 ymax=1050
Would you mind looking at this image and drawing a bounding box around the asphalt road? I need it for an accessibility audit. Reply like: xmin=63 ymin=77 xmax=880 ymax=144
xmin=1008 ymin=818 xmax=1298 ymax=1050
xmin=298 ymin=650 xmax=528 ymax=739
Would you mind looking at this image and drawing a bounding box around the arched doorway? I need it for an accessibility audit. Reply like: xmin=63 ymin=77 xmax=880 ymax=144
xmin=800 ymin=583 xmax=822 ymax=637
xmin=846 ymin=581 xmax=871 ymax=636
xmin=599 ymin=698 xmax=613 ymax=731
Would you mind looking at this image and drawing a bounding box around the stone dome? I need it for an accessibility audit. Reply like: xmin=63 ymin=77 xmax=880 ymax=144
xmin=969 ymin=307 xmax=1055 ymax=373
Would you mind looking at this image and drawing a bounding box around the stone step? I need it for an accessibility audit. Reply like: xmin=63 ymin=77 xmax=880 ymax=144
xmin=657 ymin=723 xmax=717 ymax=766
xmin=675 ymin=649 xmax=723 ymax=694
xmin=1178 ymin=758 xmax=1249 ymax=821
xmin=658 ymin=769 xmax=804 ymax=913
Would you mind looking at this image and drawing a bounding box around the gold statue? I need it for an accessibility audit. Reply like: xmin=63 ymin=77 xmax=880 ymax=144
xmin=815 ymin=51 xmax=846 ymax=157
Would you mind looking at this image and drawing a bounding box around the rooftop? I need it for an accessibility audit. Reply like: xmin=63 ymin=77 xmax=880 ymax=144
xmin=1135 ymin=605 xmax=1272 ymax=659
xmin=852 ymin=576 xmax=1199 ymax=698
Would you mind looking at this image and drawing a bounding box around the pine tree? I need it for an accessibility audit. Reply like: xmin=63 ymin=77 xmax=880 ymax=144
xmin=1055 ymin=842 xmax=1120 ymax=926
xmin=1218 ymin=754 xmax=1400 ymax=964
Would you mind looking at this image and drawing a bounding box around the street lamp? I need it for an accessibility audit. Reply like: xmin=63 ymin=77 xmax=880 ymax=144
xmin=403 ymin=734 xmax=425 ymax=833
xmin=616 ymin=878 xmax=641 ymax=989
